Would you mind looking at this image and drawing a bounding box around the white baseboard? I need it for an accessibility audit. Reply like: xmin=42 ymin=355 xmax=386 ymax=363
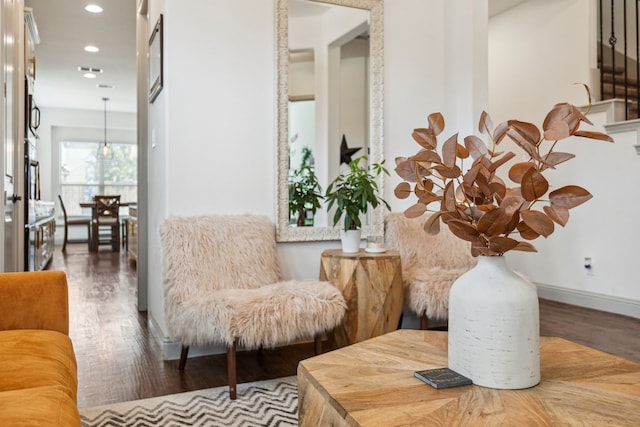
xmin=161 ymin=341 xmax=226 ymax=361
xmin=146 ymin=312 xmax=234 ymax=361
xmin=146 ymin=312 xmax=176 ymax=359
xmin=536 ymin=283 xmax=640 ymax=319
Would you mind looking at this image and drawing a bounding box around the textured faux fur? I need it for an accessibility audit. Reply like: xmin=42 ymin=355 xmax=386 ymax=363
xmin=159 ymin=214 xmax=346 ymax=350
xmin=385 ymin=213 xmax=477 ymax=320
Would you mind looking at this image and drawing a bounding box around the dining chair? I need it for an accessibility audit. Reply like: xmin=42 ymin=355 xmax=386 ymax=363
xmin=120 ymin=215 xmax=129 ymax=250
xmin=159 ymin=214 xmax=347 ymax=400
xmin=91 ymin=195 xmax=121 ymax=252
xmin=58 ymin=195 xmax=92 ymax=253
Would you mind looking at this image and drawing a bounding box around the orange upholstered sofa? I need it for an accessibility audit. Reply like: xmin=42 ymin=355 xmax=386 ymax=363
xmin=0 ymin=271 xmax=81 ymax=426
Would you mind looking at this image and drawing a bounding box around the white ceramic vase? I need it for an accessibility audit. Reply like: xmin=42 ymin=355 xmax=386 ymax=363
xmin=340 ymin=229 xmax=362 ymax=253
xmin=448 ymin=255 xmax=540 ymax=389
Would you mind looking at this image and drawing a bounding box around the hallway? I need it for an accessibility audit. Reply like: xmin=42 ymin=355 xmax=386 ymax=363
xmin=49 ymin=243 xmax=640 ymax=408
xmin=51 ymin=244 xmax=313 ymax=408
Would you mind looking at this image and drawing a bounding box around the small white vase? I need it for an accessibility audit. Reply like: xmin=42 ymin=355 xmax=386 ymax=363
xmin=340 ymin=229 xmax=362 ymax=253
xmin=448 ymin=255 xmax=540 ymax=389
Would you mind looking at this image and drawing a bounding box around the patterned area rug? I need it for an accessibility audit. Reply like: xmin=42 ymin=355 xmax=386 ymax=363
xmin=79 ymin=376 xmax=298 ymax=427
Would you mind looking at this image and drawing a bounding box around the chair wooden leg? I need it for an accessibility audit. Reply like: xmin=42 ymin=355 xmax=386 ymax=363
xmin=62 ymin=224 xmax=68 ymax=252
xmin=420 ymin=313 xmax=428 ymax=330
xmin=256 ymin=346 xmax=266 ymax=369
xmin=227 ymin=341 xmax=237 ymax=400
xmin=112 ymin=224 xmax=120 ymax=252
xmin=90 ymin=223 xmax=97 ymax=252
xmin=314 ymin=335 xmax=322 ymax=355
xmin=178 ymin=345 xmax=189 ymax=371
xmin=121 ymin=220 xmax=128 ymax=250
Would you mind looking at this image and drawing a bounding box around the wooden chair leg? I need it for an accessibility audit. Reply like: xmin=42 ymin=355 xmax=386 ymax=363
xmin=112 ymin=224 xmax=120 ymax=252
xmin=420 ymin=313 xmax=428 ymax=330
xmin=62 ymin=224 xmax=68 ymax=252
xmin=121 ymin=219 xmax=128 ymax=250
xmin=90 ymin=223 xmax=97 ymax=252
xmin=255 ymin=346 xmax=266 ymax=370
xmin=86 ymin=223 xmax=92 ymax=250
xmin=397 ymin=312 xmax=404 ymax=330
xmin=178 ymin=345 xmax=189 ymax=370
xmin=314 ymin=335 xmax=322 ymax=355
xmin=227 ymin=341 xmax=237 ymax=400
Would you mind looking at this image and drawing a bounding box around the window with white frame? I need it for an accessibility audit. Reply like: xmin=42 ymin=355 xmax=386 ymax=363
xmin=59 ymin=141 xmax=137 ymax=217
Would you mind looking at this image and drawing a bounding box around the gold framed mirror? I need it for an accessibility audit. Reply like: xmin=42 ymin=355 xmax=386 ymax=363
xmin=275 ymin=0 xmax=384 ymax=242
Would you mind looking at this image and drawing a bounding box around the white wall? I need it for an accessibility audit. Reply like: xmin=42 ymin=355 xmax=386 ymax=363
xmin=489 ymin=0 xmax=640 ymax=317
xmin=512 ymin=109 xmax=640 ymax=310
xmin=385 ymin=0 xmax=488 ymax=211
xmin=146 ymin=0 xmax=279 ymax=348
xmin=489 ymin=0 xmax=594 ymax=124
xmin=384 ymin=0 xmax=447 ymax=212
xmin=145 ymin=0 xmax=490 ymax=358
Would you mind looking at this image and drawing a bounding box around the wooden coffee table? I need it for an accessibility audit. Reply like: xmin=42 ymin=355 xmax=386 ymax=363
xmin=298 ymin=330 xmax=640 ymax=426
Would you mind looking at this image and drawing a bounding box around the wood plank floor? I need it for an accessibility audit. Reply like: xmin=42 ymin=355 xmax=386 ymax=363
xmin=49 ymin=243 xmax=640 ymax=408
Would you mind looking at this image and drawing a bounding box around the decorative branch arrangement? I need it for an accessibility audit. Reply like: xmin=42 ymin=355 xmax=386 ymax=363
xmin=394 ymin=89 xmax=613 ymax=256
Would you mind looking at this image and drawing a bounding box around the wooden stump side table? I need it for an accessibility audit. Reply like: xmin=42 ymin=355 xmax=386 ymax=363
xmin=319 ymin=249 xmax=403 ymax=348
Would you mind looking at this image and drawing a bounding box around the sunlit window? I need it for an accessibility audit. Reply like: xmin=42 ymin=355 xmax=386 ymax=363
xmin=59 ymin=141 xmax=137 ymax=216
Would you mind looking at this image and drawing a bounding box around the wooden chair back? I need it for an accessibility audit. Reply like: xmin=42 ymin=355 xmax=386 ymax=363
xmin=58 ymin=194 xmax=92 ymax=252
xmin=93 ymin=195 xmax=120 ymax=222
xmin=58 ymin=194 xmax=69 ymax=220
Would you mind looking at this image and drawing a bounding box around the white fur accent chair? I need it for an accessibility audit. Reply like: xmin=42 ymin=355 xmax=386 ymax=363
xmin=159 ymin=214 xmax=346 ymax=399
xmin=385 ymin=212 xmax=477 ymax=329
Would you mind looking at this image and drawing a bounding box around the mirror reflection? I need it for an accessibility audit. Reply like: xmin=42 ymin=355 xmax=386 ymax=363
xmin=276 ymin=0 xmax=384 ymax=242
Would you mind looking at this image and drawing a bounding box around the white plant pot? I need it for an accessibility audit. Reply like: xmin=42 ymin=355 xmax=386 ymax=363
xmin=448 ymin=255 xmax=540 ymax=389
xmin=340 ymin=229 xmax=362 ymax=253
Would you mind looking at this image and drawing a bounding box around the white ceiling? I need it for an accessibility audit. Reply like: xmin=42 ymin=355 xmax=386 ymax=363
xmin=24 ymin=0 xmax=137 ymax=113
xmin=23 ymin=0 xmax=524 ymax=114
xmin=489 ymin=0 xmax=526 ymax=17
xmin=289 ymin=0 xmax=331 ymax=17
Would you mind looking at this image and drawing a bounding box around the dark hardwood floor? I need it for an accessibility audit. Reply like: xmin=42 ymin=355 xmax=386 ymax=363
xmin=49 ymin=243 xmax=640 ymax=408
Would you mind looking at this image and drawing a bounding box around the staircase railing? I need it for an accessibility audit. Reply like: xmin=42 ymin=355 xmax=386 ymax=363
xmin=599 ymin=0 xmax=640 ymax=120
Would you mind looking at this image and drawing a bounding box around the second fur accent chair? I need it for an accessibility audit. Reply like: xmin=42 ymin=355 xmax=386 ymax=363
xmin=385 ymin=212 xmax=477 ymax=329
xmin=159 ymin=214 xmax=347 ymax=399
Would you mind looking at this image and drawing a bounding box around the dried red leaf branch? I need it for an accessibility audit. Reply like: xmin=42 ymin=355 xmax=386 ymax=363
xmin=394 ymin=91 xmax=613 ymax=256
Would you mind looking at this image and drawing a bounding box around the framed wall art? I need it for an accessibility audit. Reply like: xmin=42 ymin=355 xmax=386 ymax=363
xmin=149 ymin=14 xmax=163 ymax=103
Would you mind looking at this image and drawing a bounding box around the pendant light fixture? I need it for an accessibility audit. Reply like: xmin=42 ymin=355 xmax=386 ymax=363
xmin=99 ymin=97 xmax=112 ymax=158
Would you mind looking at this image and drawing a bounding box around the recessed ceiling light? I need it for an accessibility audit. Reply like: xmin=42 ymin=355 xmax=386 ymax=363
xmin=83 ymin=73 xmax=97 ymax=79
xmin=85 ymin=4 xmax=103 ymax=13
xmin=78 ymin=66 xmax=103 ymax=73
xmin=84 ymin=45 xmax=99 ymax=53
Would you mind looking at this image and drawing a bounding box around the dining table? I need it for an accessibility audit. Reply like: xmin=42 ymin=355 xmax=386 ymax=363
xmin=79 ymin=201 xmax=135 ymax=209
xmin=79 ymin=201 xmax=136 ymax=252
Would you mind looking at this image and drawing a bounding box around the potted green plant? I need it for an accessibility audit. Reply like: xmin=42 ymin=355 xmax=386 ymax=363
xmin=325 ymin=155 xmax=390 ymax=252
xmin=289 ymin=164 xmax=323 ymax=227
